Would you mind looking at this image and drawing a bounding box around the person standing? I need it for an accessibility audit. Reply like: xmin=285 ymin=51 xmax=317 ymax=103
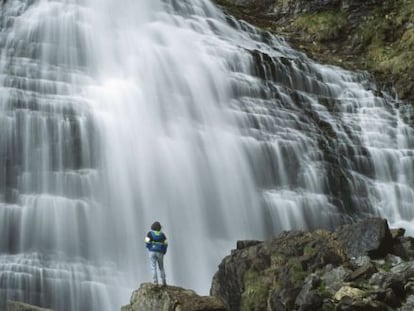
xmin=145 ymin=221 xmax=168 ymax=286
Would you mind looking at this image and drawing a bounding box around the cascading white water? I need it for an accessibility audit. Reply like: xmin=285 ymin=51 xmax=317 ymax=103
xmin=0 ymin=0 xmax=413 ymax=310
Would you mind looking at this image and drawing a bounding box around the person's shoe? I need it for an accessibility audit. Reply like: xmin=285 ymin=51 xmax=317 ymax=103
xmin=162 ymin=280 xmax=167 ymax=287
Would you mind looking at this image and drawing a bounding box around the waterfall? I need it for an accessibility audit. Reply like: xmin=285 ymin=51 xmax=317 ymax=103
xmin=0 ymin=0 xmax=413 ymax=310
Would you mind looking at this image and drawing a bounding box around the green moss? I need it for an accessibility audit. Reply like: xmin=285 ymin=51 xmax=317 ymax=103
xmin=366 ymin=29 xmax=414 ymax=73
xmin=353 ymin=0 xmax=414 ymax=82
xmin=357 ymin=17 xmax=384 ymax=47
xmin=241 ymin=270 xmax=271 ymax=311
xmin=293 ymin=11 xmax=347 ymax=41
xmin=378 ymin=51 xmax=414 ymax=74
xmin=304 ymin=245 xmax=317 ymax=256
xmin=400 ymin=28 xmax=414 ymax=50
xmin=367 ymin=45 xmax=392 ymax=64
xmin=378 ymin=260 xmax=393 ymax=272
xmin=270 ymin=254 xmax=286 ymax=267
xmin=315 ymin=281 xmax=332 ymax=298
xmin=289 ymin=259 xmax=308 ymax=284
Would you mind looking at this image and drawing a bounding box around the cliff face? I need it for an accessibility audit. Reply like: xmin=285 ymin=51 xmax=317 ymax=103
xmin=210 ymin=218 xmax=414 ymax=311
xmin=214 ymin=0 xmax=414 ymax=103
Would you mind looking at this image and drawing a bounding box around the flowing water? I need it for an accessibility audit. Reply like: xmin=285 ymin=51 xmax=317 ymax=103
xmin=0 ymin=0 xmax=413 ymax=310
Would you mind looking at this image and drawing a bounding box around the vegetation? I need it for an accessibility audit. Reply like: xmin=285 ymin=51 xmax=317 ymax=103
xmin=241 ymin=270 xmax=272 ymax=311
xmin=293 ymin=11 xmax=347 ymax=42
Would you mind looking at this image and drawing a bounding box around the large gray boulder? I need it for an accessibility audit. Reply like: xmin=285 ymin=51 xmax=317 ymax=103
xmin=121 ymin=283 xmax=226 ymax=311
xmin=335 ymin=217 xmax=393 ymax=259
xmin=7 ymin=301 xmax=53 ymax=311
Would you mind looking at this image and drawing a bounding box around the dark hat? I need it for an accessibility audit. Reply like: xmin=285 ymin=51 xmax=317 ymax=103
xmin=151 ymin=221 xmax=162 ymax=231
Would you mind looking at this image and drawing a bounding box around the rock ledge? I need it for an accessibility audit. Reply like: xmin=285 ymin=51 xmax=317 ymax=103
xmin=121 ymin=283 xmax=226 ymax=311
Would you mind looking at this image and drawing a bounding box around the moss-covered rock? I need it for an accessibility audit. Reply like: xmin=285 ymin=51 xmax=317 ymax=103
xmin=211 ymin=218 xmax=414 ymax=311
xmin=214 ymin=0 xmax=414 ymax=103
xmin=293 ymin=11 xmax=348 ymax=42
xmin=211 ymin=229 xmax=345 ymax=310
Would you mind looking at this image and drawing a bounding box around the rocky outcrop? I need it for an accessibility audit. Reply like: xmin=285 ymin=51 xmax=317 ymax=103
xmin=121 ymin=283 xmax=226 ymax=311
xmin=6 ymin=301 xmax=53 ymax=311
xmin=214 ymin=0 xmax=414 ymax=103
xmin=210 ymin=217 xmax=414 ymax=311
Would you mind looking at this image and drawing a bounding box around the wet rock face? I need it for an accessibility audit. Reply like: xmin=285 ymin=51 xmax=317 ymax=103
xmin=7 ymin=301 xmax=53 ymax=311
xmin=211 ymin=218 xmax=414 ymax=311
xmin=121 ymin=283 xmax=226 ymax=311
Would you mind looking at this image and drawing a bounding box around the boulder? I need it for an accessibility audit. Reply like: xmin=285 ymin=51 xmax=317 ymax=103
xmin=334 ymin=286 xmax=365 ymax=300
xmin=121 ymin=283 xmax=226 ymax=311
xmin=401 ymin=295 xmax=414 ymax=311
xmin=321 ymin=266 xmax=350 ymax=293
xmin=236 ymin=240 xmax=262 ymax=250
xmin=335 ymin=218 xmax=393 ymax=259
xmin=345 ymin=262 xmax=377 ymax=281
xmin=390 ymin=228 xmax=406 ymax=239
xmin=7 ymin=301 xmax=53 ymax=311
xmin=392 ymin=236 xmax=414 ymax=260
xmin=294 ymin=274 xmax=323 ymax=310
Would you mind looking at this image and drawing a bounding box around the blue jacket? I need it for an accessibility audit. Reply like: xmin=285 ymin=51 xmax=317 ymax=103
xmin=145 ymin=230 xmax=168 ymax=254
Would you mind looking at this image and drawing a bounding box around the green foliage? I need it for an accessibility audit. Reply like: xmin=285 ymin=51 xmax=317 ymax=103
xmin=357 ymin=1 xmax=414 ymax=74
xmin=293 ymin=11 xmax=347 ymax=41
